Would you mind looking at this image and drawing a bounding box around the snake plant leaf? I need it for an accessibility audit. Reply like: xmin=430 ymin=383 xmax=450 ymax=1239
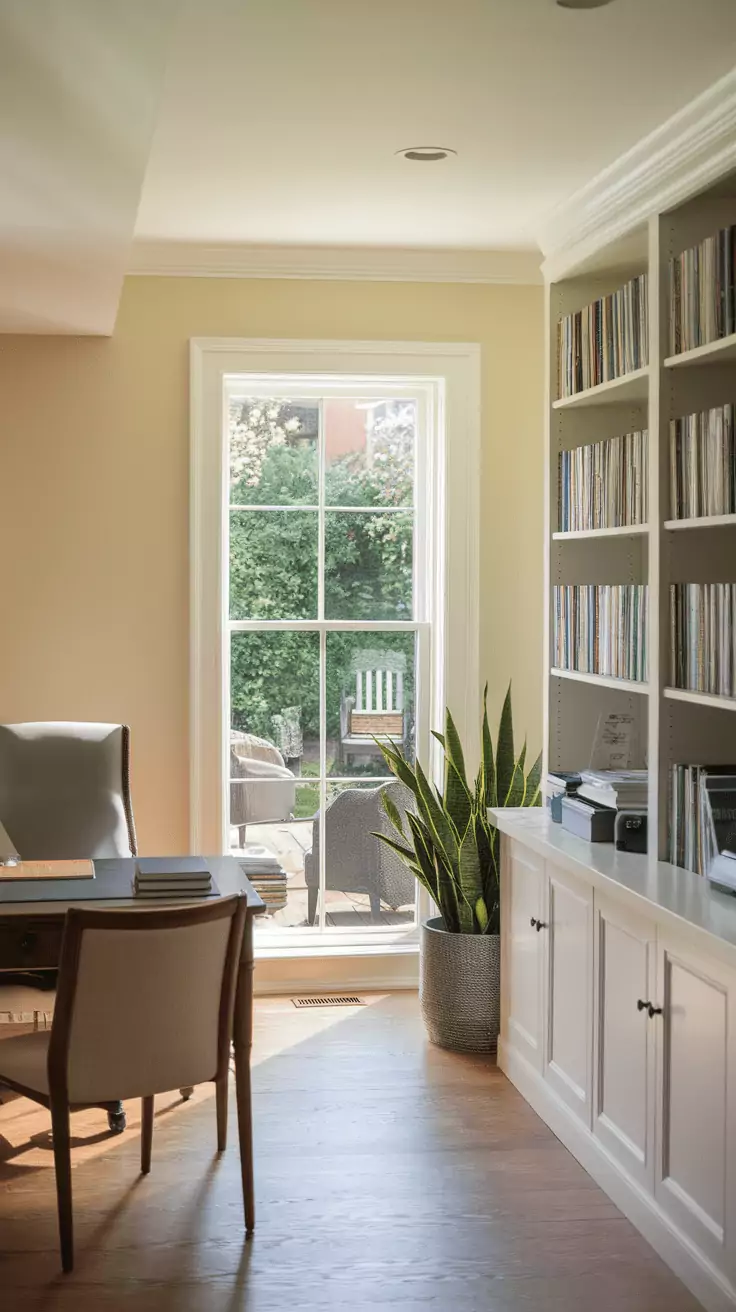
xmin=524 ymin=750 xmax=543 ymax=807
xmin=444 ymin=707 xmax=468 ymax=790
xmin=445 ymin=760 xmax=473 ymax=837
xmin=414 ymin=759 xmax=459 ymax=864
xmin=406 ymin=811 xmax=441 ymax=904
xmin=475 ymin=896 xmax=489 ymax=933
xmin=457 ymin=820 xmax=484 ymax=921
xmin=378 ymin=744 xmax=421 ymax=797
xmin=482 ymin=684 xmax=496 ymax=809
xmin=431 ymin=730 xmax=446 ymax=750
xmin=503 ymin=758 xmax=525 ymax=807
xmin=381 ymin=790 xmax=406 ymax=838
xmin=495 ymin=682 xmax=515 ymax=808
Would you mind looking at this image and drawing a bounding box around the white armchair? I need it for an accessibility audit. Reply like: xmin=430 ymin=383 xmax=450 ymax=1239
xmin=229 ymin=731 xmax=296 ymax=845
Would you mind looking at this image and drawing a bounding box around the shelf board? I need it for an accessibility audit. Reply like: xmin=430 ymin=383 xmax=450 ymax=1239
xmin=553 ymin=524 xmax=649 ymax=541
xmin=552 ymin=367 xmax=649 ymax=411
xmin=664 ymin=333 xmax=736 ymax=369
xmin=664 ymin=514 xmax=736 ymax=531
xmin=550 ymin=668 xmax=649 ymax=694
xmin=665 ymin=687 xmax=736 ymax=712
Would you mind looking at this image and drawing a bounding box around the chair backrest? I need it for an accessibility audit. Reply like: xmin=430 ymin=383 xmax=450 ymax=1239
xmin=48 ymin=896 xmax=246 ymax=1105
xmin=0 ymin=722 xmax=136 ymax=859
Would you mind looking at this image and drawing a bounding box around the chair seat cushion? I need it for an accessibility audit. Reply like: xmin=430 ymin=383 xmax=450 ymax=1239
xmin=0 ymin=1030 xmax=50 ymax=1094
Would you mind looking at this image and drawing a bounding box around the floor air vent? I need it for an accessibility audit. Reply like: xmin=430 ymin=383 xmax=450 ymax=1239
xmin=291 ymin=995 xmax=365 ymax=1008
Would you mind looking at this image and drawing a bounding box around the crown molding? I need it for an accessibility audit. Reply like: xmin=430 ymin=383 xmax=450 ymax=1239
xmin=128 ymin=240 xmax=542 ymax=285
xmin=538 ymin=67 xmax=736 ymax=283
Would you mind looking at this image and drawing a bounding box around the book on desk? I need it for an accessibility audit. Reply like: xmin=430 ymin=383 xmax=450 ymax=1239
xmin=133 ymin=857 xmax=216 ymax=899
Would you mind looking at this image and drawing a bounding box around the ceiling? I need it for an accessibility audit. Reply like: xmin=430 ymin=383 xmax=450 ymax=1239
xmin=135 ymin=0 xmax=736 ymax=250
xmin=1 ymin=0 xmax=736 ymax=332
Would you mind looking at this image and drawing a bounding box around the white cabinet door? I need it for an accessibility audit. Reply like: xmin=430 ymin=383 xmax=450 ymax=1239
xmin=501 ymin=839 xmax=545 ymax=1070
xmin=543 ymin=862 xmax=593 ymax=1124
xmin=655 ymin=931 xmax=736 ymax=1279
xmin=593 ymin=894 xmax=656 ymax=1192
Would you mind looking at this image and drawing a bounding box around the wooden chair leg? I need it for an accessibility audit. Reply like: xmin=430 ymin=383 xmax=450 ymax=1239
xmin=50 ymin=1099 xmax=74 ymax=1273
xmin=141 ymin=1095 xmax=154 ymax=1174
xmin=215 ymin=1074 xmax=228 ymax=1152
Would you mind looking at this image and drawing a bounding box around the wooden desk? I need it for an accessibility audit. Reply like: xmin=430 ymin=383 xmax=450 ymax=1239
xmin=0 ymin=855 xmax=265 ymax=1231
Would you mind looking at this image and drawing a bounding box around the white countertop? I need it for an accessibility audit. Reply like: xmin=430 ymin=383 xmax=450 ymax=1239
xmin=489 ymin=807 xmax=736 ymax=968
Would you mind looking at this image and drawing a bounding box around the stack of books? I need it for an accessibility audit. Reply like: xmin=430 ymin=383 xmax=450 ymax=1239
xmin=670 ymin=404 xmax=736 ymax=520
xmin=134 ymin=857 xmax=213 ymax=898
xmin=558 ymin=430 xmax=648 ymax=532
xmin=557 ymin=273 xmax=648 ymax=398
xmin=670 ymin=584 xmax=736 ymax=697
xmin=577 ymin=769 xmax=648 ymax=811
xmin=670 ymin=765 xmax=736 ymax=876
xmin=553 ymin=584 xmax=648 ymax=682
xmin=239 ymin=845 xmax=288 ymax=913
xmin=670 ymin=226 xmax=736 ymax=356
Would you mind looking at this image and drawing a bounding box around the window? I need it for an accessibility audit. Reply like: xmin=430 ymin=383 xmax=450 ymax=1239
xmin=227 ymin=388 xmax=426 ymax=937
xmin=191 ymin=339 xmax=480 ymax=959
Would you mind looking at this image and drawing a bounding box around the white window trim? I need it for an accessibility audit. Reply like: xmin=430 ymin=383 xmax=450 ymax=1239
xmin=190 ymin=338 xmax=481 ymax=972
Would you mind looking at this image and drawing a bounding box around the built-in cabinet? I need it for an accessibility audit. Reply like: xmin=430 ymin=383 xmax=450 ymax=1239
xmin=499 ymin=830 xmax=736 ymax=1312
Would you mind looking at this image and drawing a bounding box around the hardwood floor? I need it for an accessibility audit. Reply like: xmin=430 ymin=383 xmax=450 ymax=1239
xmin=0 ymin=993 xmax=700 ymax=1310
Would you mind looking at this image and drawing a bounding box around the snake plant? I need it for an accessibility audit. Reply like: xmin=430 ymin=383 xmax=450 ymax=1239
xmin=375 ymin=683 xmax=541 ymax=935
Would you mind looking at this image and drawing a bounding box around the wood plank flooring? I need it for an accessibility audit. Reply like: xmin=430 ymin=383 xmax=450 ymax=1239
xmin=0 ymin=992 xmax=701 ymax=1311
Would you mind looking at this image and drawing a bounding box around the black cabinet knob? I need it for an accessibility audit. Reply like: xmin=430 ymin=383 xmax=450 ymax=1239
xmin=20 ymin=931 xmax=37 ymax=954
xmin=535 ymin=920 xmax=546 ymax=932
xmin=637 ymin=999 xmax=663 ymax=1018
xmin=530 ymin=917 xmax=538 ymax=928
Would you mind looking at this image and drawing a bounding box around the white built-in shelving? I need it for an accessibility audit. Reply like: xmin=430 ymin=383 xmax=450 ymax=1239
xmin=664 ymin=331 xmax=736 ymax=369
xmin=551 ymin=366 xmax=649 ymax=411
xmin=545 ymin=177 xmax=736 ymax=862
xmin=551 ymin=668 xmax=649 ymax=694
xmin=552 ymin=524 xmax=649 ymax=541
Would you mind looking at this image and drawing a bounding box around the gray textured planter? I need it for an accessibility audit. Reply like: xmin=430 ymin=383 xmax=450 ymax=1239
xmin=419 ymin=916 xmax=500 ymax=1053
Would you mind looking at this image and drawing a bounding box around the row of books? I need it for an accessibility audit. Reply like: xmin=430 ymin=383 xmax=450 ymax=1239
xmin=552 ymin=585 xmax=648 ymax=682
xmin=670 ymin=226 xmax=736 ymax=356
xmin=558 ymin=430 xmax=648 ymax=532
xmin=670 ymin=584 xmax=736 ymax=697
xmin=557 ymin=274 xmax=648 ymax=399
xmin=670 ymin=404 xmax=736 ymax=520
xmin=670 ymin=765 xmax=736 ymax=881
xmin=239 ymin=845 xmax=288 ymax=912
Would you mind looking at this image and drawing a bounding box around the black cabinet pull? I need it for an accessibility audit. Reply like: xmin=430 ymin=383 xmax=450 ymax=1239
xmin=20 ymin=931 xmax=37 ymax=954
xmin=535 ymin=920 xmax=546 ymax=932
xmin=637 ymin=999 xmax=663 ymax=1018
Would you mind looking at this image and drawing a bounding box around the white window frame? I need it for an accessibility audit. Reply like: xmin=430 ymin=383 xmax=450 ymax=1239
xmin=190 ymin=338 xmax=481 ymax=965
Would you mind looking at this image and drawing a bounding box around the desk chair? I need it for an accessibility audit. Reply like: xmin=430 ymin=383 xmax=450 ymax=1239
xmin=0 ymin=722 xmax=136 ymax=1047
xmin=0 ymin=895 xmax=246 ymax=1272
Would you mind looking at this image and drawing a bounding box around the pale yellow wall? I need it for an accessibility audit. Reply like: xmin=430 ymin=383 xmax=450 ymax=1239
xmin=0 ymin=276 xmax=543 ymax=852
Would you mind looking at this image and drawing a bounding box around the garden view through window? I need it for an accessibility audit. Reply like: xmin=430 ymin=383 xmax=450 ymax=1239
xmin=227 ymin=387 xmax=429 ymax=935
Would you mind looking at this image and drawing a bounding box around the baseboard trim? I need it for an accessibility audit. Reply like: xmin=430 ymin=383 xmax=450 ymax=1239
xmin=253 ymin=951 xmax=420 ymax=995
xmin=499 ymin=1039 xmax=736 ymax=1312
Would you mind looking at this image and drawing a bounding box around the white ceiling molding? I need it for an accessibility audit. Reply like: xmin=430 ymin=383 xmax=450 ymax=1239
xmin=128 ymin=241 xmax=543 ymax=286
xmin=537 ymin=67 xmax=736 ymax=284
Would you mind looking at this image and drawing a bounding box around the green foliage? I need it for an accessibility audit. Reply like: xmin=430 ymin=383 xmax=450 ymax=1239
xmin=375 ymin=683 xmax=542 ymax=935
xmin=229 ymin=400 xmax=415 ymax=741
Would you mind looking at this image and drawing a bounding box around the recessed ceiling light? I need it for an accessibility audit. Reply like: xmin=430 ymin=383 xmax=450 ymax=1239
xmin=396 ymin=146 xmax=457 ymax=162
xmin=556 ymin=0 xmax=615 ymax=7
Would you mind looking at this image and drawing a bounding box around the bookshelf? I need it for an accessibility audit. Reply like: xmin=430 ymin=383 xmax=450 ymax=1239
xmin=544 ymin=180 xmax=736 ymax=863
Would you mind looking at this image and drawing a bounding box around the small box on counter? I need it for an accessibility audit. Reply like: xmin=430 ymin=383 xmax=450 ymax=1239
xmin=560 ymin=795 xmax=616 ymax=843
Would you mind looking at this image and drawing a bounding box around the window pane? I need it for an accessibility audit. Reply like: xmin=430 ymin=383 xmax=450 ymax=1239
xmin=320 ymin=781 xmax=417 ymax=929
xmin=230 ymin=631 xmax=320 ymax=767
xmin=324 ymin=398 xmax=415 ymax=507
xmin=324 ymin=511 xmax=412 ymax=620
xmin=230 ymin=510 xmax=318 ymax=619
xmin=229 ymin=397 xmax=318 ymax=505
xmin=231 ymin=783 xmax=319 ymax=931
xmin=326 ymin=631 xmax=416 ymax=778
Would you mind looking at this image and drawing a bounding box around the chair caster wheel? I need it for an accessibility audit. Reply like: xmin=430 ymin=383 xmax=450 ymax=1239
xmin=107 ymin=1108 xmax=127 ymax=1134
xmin=180 ymin=1086 xmax=194 ymax=1101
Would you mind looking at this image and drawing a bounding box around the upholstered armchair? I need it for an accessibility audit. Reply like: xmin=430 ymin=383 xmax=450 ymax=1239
xmin=304 ymin=780 xmax=415 ymax=924
xmin=229 ymin=731 xmax=296 ymax=846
